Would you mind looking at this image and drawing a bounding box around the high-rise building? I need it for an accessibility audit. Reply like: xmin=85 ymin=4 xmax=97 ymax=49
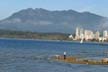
xmin=76 ymin=27 xmax=79 ymax=36
xmin=75 ymin=27 xmax=80 ymax=40
xmin=103 ymin=30 xmax=108 ymax=38
xmin=95 ymin=31 xmax=100 ymax=40
xmin=79 ymin=28 xmax=83 ymax=39
xmin=84 ymin=30 xmax=94 ymax=41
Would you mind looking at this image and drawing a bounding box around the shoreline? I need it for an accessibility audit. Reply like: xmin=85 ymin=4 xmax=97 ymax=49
xmin=0 ymin=37 xmax=108 ymax=45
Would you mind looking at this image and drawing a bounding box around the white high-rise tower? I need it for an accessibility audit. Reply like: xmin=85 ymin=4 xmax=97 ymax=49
xmin=75 ymin=27 xmax=80 ymax=40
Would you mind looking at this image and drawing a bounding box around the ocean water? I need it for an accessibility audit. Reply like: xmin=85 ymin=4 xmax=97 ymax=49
xmin=0 ymin=39 xmax=108 ymax=72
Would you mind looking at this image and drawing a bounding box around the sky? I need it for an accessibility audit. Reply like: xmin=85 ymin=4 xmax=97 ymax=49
xmin=0 ymin=0 xmax=108 ymax=20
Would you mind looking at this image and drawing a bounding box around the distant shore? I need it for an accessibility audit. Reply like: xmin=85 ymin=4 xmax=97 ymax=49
xmin=0 ymin=37 xmax=108 ymax=45
xmin=0 ymin=29 xmax=108 ymax=45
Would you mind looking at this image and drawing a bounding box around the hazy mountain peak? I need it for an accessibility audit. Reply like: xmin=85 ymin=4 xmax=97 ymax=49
xmin=0 ymin=8 xmax=107 ymax=33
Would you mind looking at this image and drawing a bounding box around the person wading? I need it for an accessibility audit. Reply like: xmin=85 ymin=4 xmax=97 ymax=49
xmin=64 ymin=52 xmax=66 ymax=60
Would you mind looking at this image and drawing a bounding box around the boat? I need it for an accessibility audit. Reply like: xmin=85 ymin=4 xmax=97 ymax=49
xmin=80 ymin=34 xmax=84 ymax=43
xmin=80 ymin=38 xmax=83 ymax=43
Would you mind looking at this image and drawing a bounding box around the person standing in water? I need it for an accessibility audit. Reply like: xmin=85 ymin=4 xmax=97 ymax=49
xmin=64 ymin=51 xmax=66 ymax=60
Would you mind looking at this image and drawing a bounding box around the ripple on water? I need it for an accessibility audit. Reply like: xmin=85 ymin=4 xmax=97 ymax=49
xmin=0 ymin=39 xmax=108 ymax=72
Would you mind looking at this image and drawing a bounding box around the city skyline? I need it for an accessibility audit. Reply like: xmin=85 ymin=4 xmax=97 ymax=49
xmin=0 ymin=0 xmax=108 ymax=20
xmin=73 ymin=27 xmax=108 ymax=41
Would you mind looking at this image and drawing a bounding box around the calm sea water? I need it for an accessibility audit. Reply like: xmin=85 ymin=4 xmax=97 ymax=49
xmin=0 ymin=39 xmax=108 ymax=72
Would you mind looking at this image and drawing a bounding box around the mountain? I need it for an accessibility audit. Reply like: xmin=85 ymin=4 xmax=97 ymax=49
xmin=0 ymin=8 xmax=108 ymax=34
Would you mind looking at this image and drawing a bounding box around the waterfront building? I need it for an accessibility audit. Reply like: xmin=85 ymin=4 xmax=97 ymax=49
xmin=84 ymin=30 xmax=94 ymax=41
xmin=79 ymin=28 xmax=84 ymax=39
xmin=103 ymin=30 xmax=108 ymax=40
xmin=103 ymin=30 xmax=108 ymax=37
xmin=95 ymin=31 xmax=100 ymax=40
xmin=73 ymin=27 xmax=108 ymax=41
xmin=75 ymin=27 xmax=80 ymax=40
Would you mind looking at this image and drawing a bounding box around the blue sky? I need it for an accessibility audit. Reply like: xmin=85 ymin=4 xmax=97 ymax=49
xmin=0 ymin=0 xmax=108 ymax=19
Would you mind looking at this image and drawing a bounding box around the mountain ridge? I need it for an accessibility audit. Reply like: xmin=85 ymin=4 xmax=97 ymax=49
xmin=0 ymin=8 xmax=108 ymax=34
